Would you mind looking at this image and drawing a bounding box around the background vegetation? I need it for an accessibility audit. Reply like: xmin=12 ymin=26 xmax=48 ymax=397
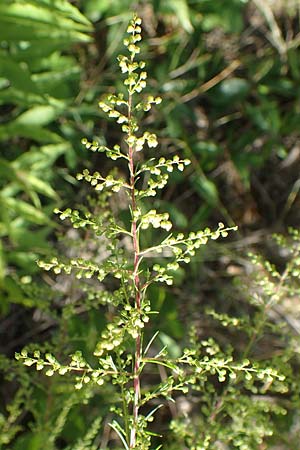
xmin=1 ymin=0 xmax=300 ymax=448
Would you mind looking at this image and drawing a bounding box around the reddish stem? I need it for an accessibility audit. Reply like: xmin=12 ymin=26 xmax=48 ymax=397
xmin=128 ymin=94 xmax=142 ymax=449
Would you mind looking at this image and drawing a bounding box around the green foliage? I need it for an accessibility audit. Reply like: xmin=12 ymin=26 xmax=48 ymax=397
xmin=11 ymin=14 xmax=300 ymax=450
xmin=0 ymin=0 xmax=92 ymax=308
xmin=80 ymin=0 xmax=300 ymax=226
xmin=166 ymin=228 xmax=300 ymax=449
xmin=2 ymin=2 xmax=300 ymax=449
xmin=13 ymin=14 xmax=236 ymax=449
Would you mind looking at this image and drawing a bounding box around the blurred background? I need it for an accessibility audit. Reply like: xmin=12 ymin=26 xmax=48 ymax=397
xmin=1 ymin=1 xmax=300 ymax=449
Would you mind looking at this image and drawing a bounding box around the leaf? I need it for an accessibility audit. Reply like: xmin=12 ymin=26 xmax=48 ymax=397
xmin=159 ymin=332 xmax=181 ymax=358
xmin=192 ymin=176 xmax=219 ymax=206
xmin=0 ymin=21 xmax=90 ymax=43
xmin=2 ymin=197 xmax=48 ymax=224
xmin=38 ymin=0 xmax=92 ymax=27
xmin=0 ymin=87 xmax=49 ymax=107
xmin=144 ymin=357 xmax=179 ymax=372
xmin=2 ymin=276 xmax=25 ymax=306
xmin=201 ymin=3 xmax=245 ymax=33
xmin=165 ymin=0 xmax=194 ymax=33
xmin=246 ymin=101 xmax=281 ymax=134
xmin=12 ymin=41 xmax=69 ymax=61
xmin=16 ymin=173 xmax=58 ymax=199
xmin=14 ymin=105 xmax=62 ymax=127
xmin=0 ymin=123 xmax=63 ymax=143
xmin=0 ymin=53 xmax=40 ymax=94
xmin=15 ymin=143 xmax=72 ymax=170
xmin=9 ymin=227 xmax=50 ymax=251
xmin=0 ymin=160 xmax=57 ymax=206
xmin=0 ymin=77 xmax=10 ymax=90
xmin=84 ymin=0 xmax=111 ymax=21
xmin=7 ymin=251 xmax=38 ymax=273
xmin=32 ymin=67 xmax=81 ymax=99
xmin=218 ymin=78 xmax=250 ymax=102
xmin=0 ymin=159 xmax=17 ymax=182
xmin=109 ymin=421 xmax=129 ymax=450
xmin=0 ymin=2 xmax=92 ymax=34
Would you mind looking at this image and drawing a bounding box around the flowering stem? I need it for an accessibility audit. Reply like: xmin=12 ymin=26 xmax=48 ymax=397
xmin=128 ymin=90 xmax=142 ymax=449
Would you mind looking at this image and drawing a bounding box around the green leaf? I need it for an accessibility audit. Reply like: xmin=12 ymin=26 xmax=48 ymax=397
xmin=18 ymin=173 xmax=58 ymax=199
xmin=0 ymin=123 xmax=63 ymax=143
xmin=14 ymin=105 xmax=62 ymax=127
xmin=0 ymin=2 xmax=92 ymax=34
xmin=32 ymin=67 xmax=81 ymax=99
xmin=0 ymin=160 xmax=57 ymax=201
xmin=0 ymin=159 xmax=17 ymax=182
xmin=13 ymin=432 xmax=47 ymax=450
xmin=192 ymin=176 xmax=219 ymax=206
xmin=218 ymin=78 xmax=250 ymax=103
xmin=0 ymin=53 xmax=39 ymax=94
xmin=9 ymin=226 xmax=50 ymax=251
xmin=83 ymin=0 xmax=111 ymax=21
xmin=2 ymin=197 xmax=49 ymax=224
xmin=0 ymin=77 xmax=10 ymax=90
xmin=159 ymin=332 xmax=181 ymax=358
xmin=0 ymin=87 xmax=49 ymax=107
xmin=39 ymin=0 xmax=92 ymax=27
xmin=15 ymin=143 xmax=72 ymax=171
xmin=0 ymin=22 xmax=90 ymax=43
xmin=165 ymin=0 xmax=194 ymax=33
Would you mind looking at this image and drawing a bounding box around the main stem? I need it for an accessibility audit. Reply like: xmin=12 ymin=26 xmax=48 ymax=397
xmin=128 ymin=92 xmax=142 ymax=449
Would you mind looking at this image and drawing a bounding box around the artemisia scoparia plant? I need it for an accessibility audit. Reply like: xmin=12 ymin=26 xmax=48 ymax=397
xmin=16 ymin=14 xmax=274 ymax=450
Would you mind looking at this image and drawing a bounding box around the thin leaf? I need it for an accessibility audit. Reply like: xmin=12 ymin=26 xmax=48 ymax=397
xmin=2 ymin=197 xmax=49 ymax=224
xmin=144 ymin=330 xmax=160 ymax=357
xmin=145 ymin=404 xmax=163 ymax=421
xmin=0 ymin=3 xmax=91 ymax=32
xmin=109 ymin=421 xmax=129 ymax=450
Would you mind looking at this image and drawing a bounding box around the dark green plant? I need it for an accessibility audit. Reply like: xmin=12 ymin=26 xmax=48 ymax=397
xmin=168 ymin=228 xmax=300 ymax=450
xmin=0 ymin=0 xmax=92 ymax=309
xmin=12 ymin=15 xmax=294 ymax=450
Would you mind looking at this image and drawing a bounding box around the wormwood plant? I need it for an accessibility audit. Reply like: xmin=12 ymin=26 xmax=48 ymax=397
xmin=167 ymin=234 xmax=300 ymax=450
xmin=14 ymin=15 xmax=288 ymax=450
